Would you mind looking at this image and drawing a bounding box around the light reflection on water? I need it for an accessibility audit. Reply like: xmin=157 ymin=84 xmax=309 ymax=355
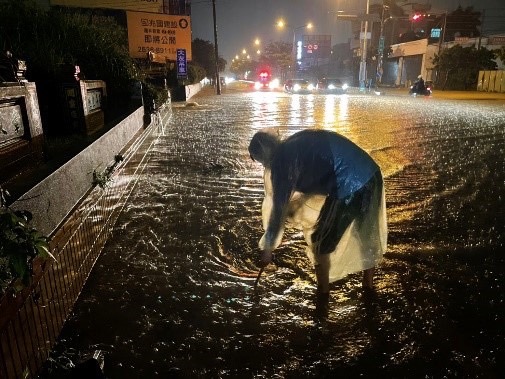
xmin=41 ymin=92 xmax=504 ymax=378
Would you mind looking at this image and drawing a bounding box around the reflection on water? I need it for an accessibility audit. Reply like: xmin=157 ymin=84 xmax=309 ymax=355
xmin=41 ymin=92 xmax=504 ymax=378
xmin=321 ymin=94 xmax=350 ymax=130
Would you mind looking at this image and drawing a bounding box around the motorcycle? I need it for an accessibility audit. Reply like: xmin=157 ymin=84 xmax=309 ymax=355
xmin=409 ymin=80 xmax=433 ymax=96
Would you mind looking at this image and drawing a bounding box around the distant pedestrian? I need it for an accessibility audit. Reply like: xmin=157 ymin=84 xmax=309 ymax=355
xmin=249 ymin=129 xmax=387 ymax=316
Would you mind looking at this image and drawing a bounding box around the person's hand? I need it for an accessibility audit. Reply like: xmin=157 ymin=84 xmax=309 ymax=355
xmin=259 ymin=249 xmax=273 ymax=268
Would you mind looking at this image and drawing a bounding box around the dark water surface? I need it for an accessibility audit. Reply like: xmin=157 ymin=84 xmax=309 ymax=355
xmin=41 ymin=91 xmax=504 ymax=378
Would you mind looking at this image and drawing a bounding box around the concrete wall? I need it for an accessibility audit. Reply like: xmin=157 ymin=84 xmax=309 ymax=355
xmin=185 ymin=82 xmax=203 ymax=100
xmin=389 ymin=38 xmax=429 ymax=58
xmin=11 ymin=106 xmax=148 ymax=236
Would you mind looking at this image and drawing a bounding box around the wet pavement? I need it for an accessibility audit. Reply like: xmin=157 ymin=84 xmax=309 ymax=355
xmin=40 ymin=86 xmax=504 ymax=378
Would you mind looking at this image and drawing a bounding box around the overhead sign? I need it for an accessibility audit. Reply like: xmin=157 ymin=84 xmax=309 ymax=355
xmin=176 ymin=49 xmax=187 ymax=78
xmin=378 ymin=36 xmax=385 ymax=52
xmin=360 ymin=32 xmax=372 ymax=40
xmin=126 ymin=12 xmax=192 ymax=63
xmin=50 ymin=0 xmax=163 ymax=13
xmin=302 ymin=35 xmax=331 ymax=59
xmin=490 ymin=36 xmax=505 ymax=45
xmin=296 ymin=41 xmax=302 ymax=60
xmin=336 ymin=14 xmax=380 ymax=22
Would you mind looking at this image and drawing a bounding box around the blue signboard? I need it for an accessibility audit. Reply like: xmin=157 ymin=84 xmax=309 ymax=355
xmin=176 ymin=48 xmax=187 ymax=79
xmin=430 ymin=28 xmax=441 ymax=38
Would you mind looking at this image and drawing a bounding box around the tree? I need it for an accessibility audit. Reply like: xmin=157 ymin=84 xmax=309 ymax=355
xmin=229 ymin=56 xmax=255 ymax=79
xmin=0 ymin=0 xmax=139 ymax=104
xmin=434 ymin=6 xmax=481 ymax=42
xmin=494 ymin=46 xmax=505 ymax=62
xmin=433 ymin=45 xmax=496 ymax=90
xmin=261 ymin=41 xmax=292 ymax=80
xmin=328 ymin=42 xmax=353 ymax=78
xmin=191 ymin=38 xmax=226 ymax=79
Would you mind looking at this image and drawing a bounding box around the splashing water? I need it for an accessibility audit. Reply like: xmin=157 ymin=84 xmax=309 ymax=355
xmin=41 ymin=91 xmax=504 ymax=378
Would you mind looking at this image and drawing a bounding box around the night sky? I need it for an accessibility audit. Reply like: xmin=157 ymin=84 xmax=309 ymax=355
xmin=190 ymin=0 xmax=505 ymax=66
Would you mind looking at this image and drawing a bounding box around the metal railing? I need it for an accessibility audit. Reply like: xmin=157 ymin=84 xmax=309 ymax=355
xmin=0 ymin=106 xmax=170 ymax=379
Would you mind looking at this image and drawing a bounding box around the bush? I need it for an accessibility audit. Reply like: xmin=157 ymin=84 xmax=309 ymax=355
xmin=433 ymin=45 xmax=497 ymax=90
xmin=142 ymin=81 xmax=170 ymax=113
xmin=0 ymin=187 xmax=53 ymax=296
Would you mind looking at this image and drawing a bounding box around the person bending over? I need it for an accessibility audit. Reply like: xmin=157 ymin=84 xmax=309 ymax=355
xmin=248 ymin=129 xmax=387 ymax=314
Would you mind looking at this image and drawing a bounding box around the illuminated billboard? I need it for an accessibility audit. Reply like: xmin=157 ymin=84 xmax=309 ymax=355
xmin=298 ymin=34 xmax=332 ymax=71
xmin=50 ymin=0 xmax=164 ymax=13
xmin=126 ymin=11 xmax=192 ymax=63
xmin=302 ymin=35 xmax=332 ymax=59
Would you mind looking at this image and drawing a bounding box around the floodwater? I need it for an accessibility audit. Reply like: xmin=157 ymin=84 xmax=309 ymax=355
xmin=41 ymin=90 xmax=504 ymax=378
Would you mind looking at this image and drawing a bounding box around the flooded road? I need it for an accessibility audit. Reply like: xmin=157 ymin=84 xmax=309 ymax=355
xmin=42 ymin=90 xmax=504 ymax=378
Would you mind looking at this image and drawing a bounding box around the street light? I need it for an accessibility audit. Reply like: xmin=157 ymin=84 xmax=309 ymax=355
xmin=276 ymin=19 xmax=313 ymax=77
xmin=253 ymin=38 xmax=261 ymax=55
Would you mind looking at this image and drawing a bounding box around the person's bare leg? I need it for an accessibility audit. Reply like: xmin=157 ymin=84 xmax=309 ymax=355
xmin=315 ymin=254 xmax=330 ymax=293
xmin=314 ymin=255 xmax=330 ymax=318
xmin=362 ymin=266 xmax=375 ymax=290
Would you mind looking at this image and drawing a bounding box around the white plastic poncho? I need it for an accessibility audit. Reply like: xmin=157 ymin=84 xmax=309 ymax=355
xmin=260 ymin=168 xmax=387 ymax=282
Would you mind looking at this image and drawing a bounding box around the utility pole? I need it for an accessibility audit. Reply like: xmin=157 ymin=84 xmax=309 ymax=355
xmin=478 ymin=9 xmax=485 ymax=49
xmin=377 ymin=4 xmax=390 ymax=86
xmin=212 ymin=0 xmax=221 ymax=95
xmin=359 ymin=0 xmax=370 ymax=91
xmin=438 ymin=12 xmax=447 ymax=54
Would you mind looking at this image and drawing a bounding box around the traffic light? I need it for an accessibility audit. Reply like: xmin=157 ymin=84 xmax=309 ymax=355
xmin=411 ymin=13 xmax=431 ymax=21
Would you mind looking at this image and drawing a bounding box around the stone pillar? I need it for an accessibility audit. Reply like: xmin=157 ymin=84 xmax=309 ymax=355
xmin=0 ymin=82 xmax=44 ymax=185
xmin=396 ymin=57 xmax=403 ymax=87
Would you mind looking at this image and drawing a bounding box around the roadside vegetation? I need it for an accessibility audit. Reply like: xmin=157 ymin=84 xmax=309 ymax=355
xmin=0 ymin=0 xmax=224 ymax=111
xmin=0 ymin=0 xmax=138 ymax=107
xmin=434 ymin=45 xmax=498 ymax=90
xmin=0 ymin=187 xmax=53 ymax=297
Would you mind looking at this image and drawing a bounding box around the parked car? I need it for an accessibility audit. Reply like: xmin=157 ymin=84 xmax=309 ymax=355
xmin=316 ymin=78 xmax=348 ymax=94
xmin=284 ymin=79 xmax=315 ymax=94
